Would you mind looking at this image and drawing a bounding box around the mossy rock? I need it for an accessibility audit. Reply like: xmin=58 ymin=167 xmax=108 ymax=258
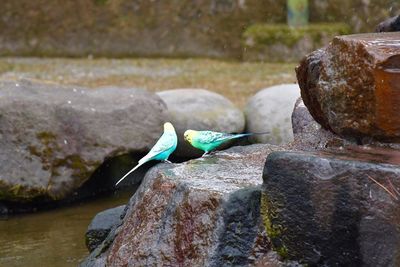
xmin=263 ymin=150 xmax=400 ymax=266
xmin=243 ymin=23 xmax=351 ymax=62
xmin=0 ymin=79 xmax=167 ymax=212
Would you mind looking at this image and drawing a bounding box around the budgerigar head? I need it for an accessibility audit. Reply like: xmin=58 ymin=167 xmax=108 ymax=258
xmin=164 ymin=122 xmax=175 ymax=132
xmin=184 ymin=130 xmax=196 ymax=143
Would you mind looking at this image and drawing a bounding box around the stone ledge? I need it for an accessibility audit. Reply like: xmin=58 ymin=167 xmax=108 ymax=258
xmin=263 ymin=149 xmax=400 ymax=266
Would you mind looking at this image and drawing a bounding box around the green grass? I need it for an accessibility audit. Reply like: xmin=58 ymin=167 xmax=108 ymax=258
xmin=0 ymin=57 xmax=297 ymax=108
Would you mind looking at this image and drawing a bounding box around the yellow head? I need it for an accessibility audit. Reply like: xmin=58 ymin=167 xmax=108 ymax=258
xmin=164 ymin=122 xmax=175 ymax=132
xmin=184 ymin=130 xmax=196 ymax=143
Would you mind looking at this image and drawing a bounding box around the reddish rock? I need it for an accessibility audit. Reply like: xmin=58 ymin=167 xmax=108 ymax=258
xmin=296 ymin=32 xmax=400 ymax=142
xmin=81 ymin=144 xmax=289 ymax=267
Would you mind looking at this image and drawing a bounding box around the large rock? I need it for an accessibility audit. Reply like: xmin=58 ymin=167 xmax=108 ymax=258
xmin=296 ymin=32 xmax=400 ymax=142
xmin=263 ymin=148 xmax=400 ymax=266
xmin=86 ymin=205 xmax=126 ymax=252
xmin=245 ymin=84 xmax=300 ymax=145
xmin=0 ymin=79 xmax=167 ymax=208
xmin=81 ymin=144 xmax=289 ymax=267
xmin=157 ymin=89 xmax=245 ymax=158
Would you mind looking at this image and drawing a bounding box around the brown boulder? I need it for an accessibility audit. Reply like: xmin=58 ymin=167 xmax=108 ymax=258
xmin=296 ymin=32 xmax=400 ymax=142
xmin=81 ymin=144 xmax=289 ymax=267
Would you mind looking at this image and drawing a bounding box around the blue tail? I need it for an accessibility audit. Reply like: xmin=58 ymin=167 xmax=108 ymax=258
xmin=230 ymin=131 xmax=269 ymax=139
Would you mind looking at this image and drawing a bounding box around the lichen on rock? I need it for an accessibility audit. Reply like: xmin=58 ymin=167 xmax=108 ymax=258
xmin=0 ymin=79 xmax=168 ymax=212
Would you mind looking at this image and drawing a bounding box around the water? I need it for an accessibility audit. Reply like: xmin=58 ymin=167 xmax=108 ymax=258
xmin=0 ymin=191 xmax=132 ymax=267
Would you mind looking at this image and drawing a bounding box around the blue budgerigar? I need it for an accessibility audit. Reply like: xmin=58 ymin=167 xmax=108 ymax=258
xmin=115 ymin=122 xmax=177 ymax=186
xmin=184 ymin=129 xmax=265 ymax=157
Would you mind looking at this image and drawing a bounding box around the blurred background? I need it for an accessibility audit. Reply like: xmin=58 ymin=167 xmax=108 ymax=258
xmin=1 ymin=0 xmax=398 ymax=59
xmin=0 ymin=0 xmax=398 ymax=108
xmin=0 ymin=1 xmax=399 ymax=267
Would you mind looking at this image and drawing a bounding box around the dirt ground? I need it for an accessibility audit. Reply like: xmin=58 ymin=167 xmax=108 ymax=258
xmin=0 ymin=57 xmax=297 ymax=108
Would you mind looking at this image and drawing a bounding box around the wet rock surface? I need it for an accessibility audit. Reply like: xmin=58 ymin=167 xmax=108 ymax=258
xmin=245 ymin=84 xmax=300 ymax=145
xmin=296 ymin=32 xmax=400 ymax=142
xmin=81 ymin=144 xmax=288 ymax=267
xmin=0 ymin=80 xmax=167 ymax=211
xmin=85 ymin=205 xmax=126 ymax=252
xmin=263 ymin=148 xmax=400 ymax=266
xmin=157 ymin=89 xmax=245 ymax=158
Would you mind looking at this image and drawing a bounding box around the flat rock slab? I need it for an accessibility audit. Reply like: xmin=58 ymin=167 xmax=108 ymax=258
xmin=0 ymin=79 xmax=167 ymax=204
xmin=82 ymin=144 xmax=286 ymax=267
xmin=296 ymin=32 xmax=400 ymax=142
xmin=157 ymin=89 xmax=245 ymax=158
xmin=263 ymin=148 xmax=400 ymax=266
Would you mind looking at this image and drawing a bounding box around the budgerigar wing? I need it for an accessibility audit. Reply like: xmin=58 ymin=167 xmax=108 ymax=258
xmin=197 ymin=131 xmax=231 ymax=144
xmin=146 ymin=134 xmax=175 ymax=159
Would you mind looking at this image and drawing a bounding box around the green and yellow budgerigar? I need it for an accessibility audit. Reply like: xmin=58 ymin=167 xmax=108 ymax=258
xmin=115 ymin=122 xmax=177 ymax=186
xmin=184 ymin=129 xmax=264 ymax=157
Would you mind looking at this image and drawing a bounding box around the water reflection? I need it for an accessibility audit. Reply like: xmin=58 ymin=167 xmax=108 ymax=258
xmin=0 ymin=191 xmax=132 ymax=267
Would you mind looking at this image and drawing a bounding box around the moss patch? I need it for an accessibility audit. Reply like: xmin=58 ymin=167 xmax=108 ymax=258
xmin=244 ymin=23 xmax=351 ymax=48
xmin=29 ymin=131 xmax=59 ymax=173
xmin=93 ymin=0 xmax=108 ymax=5
xmin=0 ymin=180 xmax=47 ymax=201
xmin=260 ymin=191 xmax=288 ymax=259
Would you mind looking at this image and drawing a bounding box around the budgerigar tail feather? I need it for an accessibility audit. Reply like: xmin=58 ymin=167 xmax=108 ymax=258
xmin=243 ymin=131 xmax=270 ymax=135
xmin=115 ymin=162 xmax=143 ymax=186
xmin=233 ymin=133 xmax=253 ymax=138
xmin=221 ymin=133 xmax=253 ymax=141
xmin=225 ymin=131 xmax=269 ymax=141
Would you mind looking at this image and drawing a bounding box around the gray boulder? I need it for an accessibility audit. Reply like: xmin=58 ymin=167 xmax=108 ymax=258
xmin=81 ymin=144 xmax=291 ymax=267
xmin=376 ymin=15 xmax=400 ymax=32
xmin=245 ymin=84 xmax=300 ymax=145
xmin=86 ymin=205 xmax=126 ymax=252
xmin=263 ymin=149 xmax=400 ymax=266
xmin=289 ymin=97 xmax=350 ymax=151
xmin=0 ymin=79 xmax=167 ymax=210
xmin=157 ymin=89 xmax=245 ymax=158
xmin=290 ymin=97 xmax=400 ymax=152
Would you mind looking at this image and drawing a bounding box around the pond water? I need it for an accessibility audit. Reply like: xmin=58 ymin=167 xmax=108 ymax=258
xmin=0 ymin=191 xmax=132 ymax=267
